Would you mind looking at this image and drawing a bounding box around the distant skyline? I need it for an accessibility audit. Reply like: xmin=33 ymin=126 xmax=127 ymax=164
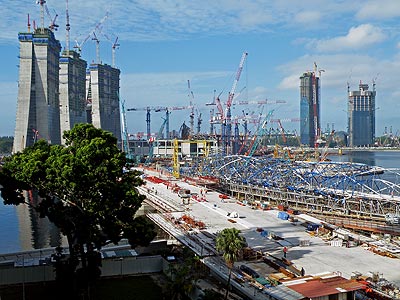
xmin=0 ymin=0 xmax=399 ymax=137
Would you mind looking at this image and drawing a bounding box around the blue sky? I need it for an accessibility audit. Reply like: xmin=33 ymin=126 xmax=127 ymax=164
xmin=1 ymin=0 xmax=400 ymax=138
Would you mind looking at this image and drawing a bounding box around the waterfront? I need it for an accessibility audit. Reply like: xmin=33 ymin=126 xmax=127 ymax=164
xmin=1 ymin=150 xmax=400 ymax=254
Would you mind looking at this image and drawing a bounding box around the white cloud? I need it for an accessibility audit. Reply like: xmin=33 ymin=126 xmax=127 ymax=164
xmin=294 ymin=11 xmax=322 ymax=25
xmin=356 ymin=0 xmax=400 ymax=20
xmin=312 ymin=24 xmax=386 ymax=52
xmin=0 ymin=1 xmax=353 ymax=44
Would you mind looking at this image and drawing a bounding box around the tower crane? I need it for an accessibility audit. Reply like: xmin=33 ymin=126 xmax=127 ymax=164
xmin=92 ymin=32 xmax=100 ymax=64
xmin=101 ymin=33 xmax=120 ymax=67
xmin=224 ymin=51 xmax=248 ymax=155
xmin=111 ymin=37 xmax=120 ymax=68
xmin=45 ymin=5 xmax=58 ymax=31
xmin=146 ymin=115 xmax=169 ymax=164
xmin=65 ymin=0 xmax=70 ymax=51
xmin=120 ymin=99 xmax=132 ymax=160
xmin=245 ymin=110 xmax=274 ymax=157
xmin=74 ymin=12 xmax=109 ymax=54
xmin=37 ymin=0 xmax=58 ymax=32
xmin=187 ymin=80 xmax=195 ymax=137
xmin=197 ymin=113 xmax=202 ymax=135
xmin=127 ymin=105 xmax=193 ymax=141
xmin=234 ymin=99 xmax=286 ymax=106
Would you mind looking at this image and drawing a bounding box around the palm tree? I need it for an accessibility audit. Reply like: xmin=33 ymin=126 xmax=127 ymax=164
xmin=215 ymin=228 xmax=247 ymax=300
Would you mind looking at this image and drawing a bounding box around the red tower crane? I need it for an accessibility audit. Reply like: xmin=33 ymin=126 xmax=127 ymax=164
xmin=225 ymin=52 xmax=248 ymax=155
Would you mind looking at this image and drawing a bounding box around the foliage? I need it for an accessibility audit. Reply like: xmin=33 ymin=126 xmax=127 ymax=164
xmin=166 ymin=249 xmax=204 ymax=300
xmin=0 ymin=124 xmax=156 ymax=295
xmin=0 ymin=136 xmax=13 ymax=154
xmin=216 ymin=228 xmax=246 ymax=267
xmin=215 ymin=228 xmax=246 ymax=300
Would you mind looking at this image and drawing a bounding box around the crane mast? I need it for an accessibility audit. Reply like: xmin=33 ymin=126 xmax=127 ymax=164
xmin=225 ymin=51 xmax=248 ymax=155
xmin=92 ymin=32 xmax=100 ymax=64
xmin=37 ymin=0 xmax=46 ymax=33
xmin=187 ymin=80 xmax=195 ymax=137
xmin=112 ymin=37 xmax=120 ymax=68
xmin=65 ymin=0 xmax=70 ymax=51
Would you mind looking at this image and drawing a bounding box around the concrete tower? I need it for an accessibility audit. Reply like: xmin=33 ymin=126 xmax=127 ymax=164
xmin=13 ymin=28 xmax=62 ymax=153
xmin=86 ymin=63 xmax=121 ymax=142
xmin=348 ymin=82 xmax=376 ymax=147
xmin=300 ymin=65 xmax=321 ymax=147
xmin=59 ymin=0 xmax=88 ymax=145
xmin=59 ymin=50 xmax=88 ymax=144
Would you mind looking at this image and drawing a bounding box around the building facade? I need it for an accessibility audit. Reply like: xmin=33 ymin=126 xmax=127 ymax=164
xmin=59 ymin=50 xmax=87 ymax=144
xmin=300 ymin=70 xmax=321 ymax=147
xmin=86 ymin=63 xmax=121 ymax=142
xmin=348 ymin=82 xmax=376 ymax=147
xmin=13 ymin=28 xmax=62 ymax=153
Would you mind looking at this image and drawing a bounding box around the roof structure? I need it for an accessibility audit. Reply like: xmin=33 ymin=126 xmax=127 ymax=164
xmin=283 ymin=274 xmax=365 ymax=298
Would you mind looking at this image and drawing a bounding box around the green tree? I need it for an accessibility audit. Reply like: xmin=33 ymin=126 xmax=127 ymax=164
xmin=166 ymin=250 xmax=203 ymax=300
xmin=0 ymin=124 xmax=156 ymax=297
xmin=215 ymin=228 xmax=246 ymax=300
xmin=0 ymin=136 xmax=13 ymax=154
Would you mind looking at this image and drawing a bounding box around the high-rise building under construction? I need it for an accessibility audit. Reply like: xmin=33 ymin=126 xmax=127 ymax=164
xmin=300 ymin=64 xmax=321 ymax=147
xmin=348 ymin=82 xmax=376 ymax=147
xmin=86 ymin=63 xmax=121 ymax=142
xmin=13 ymin=28 xmax=62 ymax=153
xmin=59 ymin=50 xmax=88 ymax=144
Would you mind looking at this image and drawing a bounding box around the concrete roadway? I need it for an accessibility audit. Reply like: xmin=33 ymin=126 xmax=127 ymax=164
xmin=142 ymin=170 xmax=400 ymax=288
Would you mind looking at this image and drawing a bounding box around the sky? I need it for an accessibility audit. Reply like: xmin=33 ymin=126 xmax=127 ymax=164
xmin=0 ymin=0 xmax=400 ymax=138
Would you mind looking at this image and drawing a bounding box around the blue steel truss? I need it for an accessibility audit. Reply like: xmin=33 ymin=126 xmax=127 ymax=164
xmin=185 ymin=154 xmax=400 ymax=199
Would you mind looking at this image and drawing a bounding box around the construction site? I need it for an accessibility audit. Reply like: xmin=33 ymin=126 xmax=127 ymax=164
xmin=9 ymin=1 xmax=400 ymax=296
xmin=138 ymin=165 xmax=400 ymax=300
xmin=119 ymin=53 xmax=400 ymax=299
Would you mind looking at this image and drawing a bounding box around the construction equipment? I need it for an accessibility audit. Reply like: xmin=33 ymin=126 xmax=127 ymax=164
xmin=120 ymin=99 xmax=133 ymax=160
xmin=101 ymin=33 xmax=120 ymax=68
xmin=91 ymin=32 xmax=101 ymax=63
xmin=234 ymin=99 xmax=286 ymax=106
xmin=225 ymin=52 xmax=248 ymax=154
xmin=222 ymin=52 xmax=248 ymax=156
xmin=187 ymin=80 xmax=195 ymax=137
xmin=127 ymin=105 xmax=193 ymax=141
xmin=74 ymin=12 xmax=109 ymax=54
xmin=36 ymin=0 xmax=58 ymax=32
xmin=146 ymin=115 xmax=169 ymax=164
xmin=111 ymin=37 xmax=120 ymax=68
xmin=65 ymin=0 xmax=70 ymax=51
xmin=44 ymin=3 xmax=58 ymax=31
xmin=245 ymin=110 xmax=274 ymax=157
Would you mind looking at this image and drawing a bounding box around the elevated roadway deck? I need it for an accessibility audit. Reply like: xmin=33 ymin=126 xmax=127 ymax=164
xmin=140 ymin=169 xmax=400 ymax=291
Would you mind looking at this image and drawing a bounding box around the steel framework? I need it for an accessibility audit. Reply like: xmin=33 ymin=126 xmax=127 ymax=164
xmin=184 ymin=155 xmax=400 ymax=218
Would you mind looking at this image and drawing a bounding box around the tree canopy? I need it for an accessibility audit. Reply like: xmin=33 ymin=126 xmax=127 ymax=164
xmin=215 ymin=227 xmax=246 ymax=300
xmin=0 ymin=124 xmax=156 ymax=293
